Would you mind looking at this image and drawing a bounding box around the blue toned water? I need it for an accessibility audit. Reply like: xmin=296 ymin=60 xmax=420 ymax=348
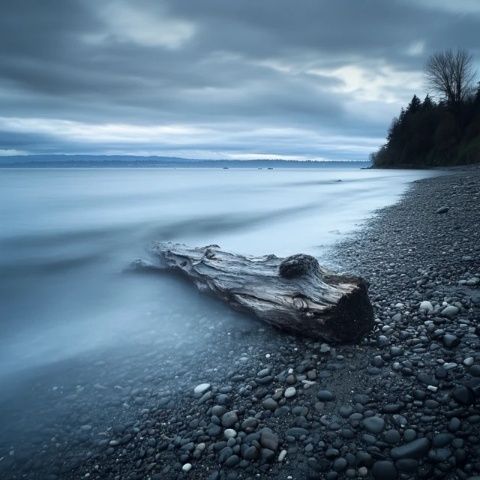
xmin=0 ymin=167 xmax=433 ymax=377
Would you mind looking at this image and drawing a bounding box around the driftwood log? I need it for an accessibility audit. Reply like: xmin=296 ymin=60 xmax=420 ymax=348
xmin=149 ymin=243 xmax=374 ymax=343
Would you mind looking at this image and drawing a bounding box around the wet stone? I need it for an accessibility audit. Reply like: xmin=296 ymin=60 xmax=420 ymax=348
xmin=221 ymin=411 xmax=238 ymax=428
xmin=391 ymin=438 xmax=430 ymax=459
xmin=317 ymin=390 xmax=335 ymax=402
xmin=372 ymin=460 xmax=398 ymax=480
xmin=362 ymin=416 xmax=385 ymax=434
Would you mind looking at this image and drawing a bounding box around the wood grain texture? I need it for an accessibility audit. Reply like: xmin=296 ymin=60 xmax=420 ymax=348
xmin=150 ymin=243 xmax=374 ymax=343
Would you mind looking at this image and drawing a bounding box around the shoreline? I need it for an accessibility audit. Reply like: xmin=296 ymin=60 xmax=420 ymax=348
xmin=74 ymin=166 xmax=480 ymax=479
xmin=2 ymin=167 xmax=479 ymax=480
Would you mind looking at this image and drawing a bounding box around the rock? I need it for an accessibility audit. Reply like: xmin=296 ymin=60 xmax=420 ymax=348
xmin=391 ymin=438 xmax=430 ymax=459
xmin=362 ymin=416 xmax=385 ymax=434
xmin=194 ymin=383 xmax=211 ymax=395
xmin=320 ymin=343 xmax=331 ymax=353
xmin=441 ymin=305 xmax=459 ymax=318
xmin=384 ymin=429 xmax=401 ymax=444
xmin=333 ymin=457 xmax=347 ymax=472
xmin=442 ymin=334 xmax=460 ymax=348
xmin=242 ymin=445 xmax=258 ymax=460
xmin=372 ymin=460 xmax=397 ymax=480
xmin=452 ymin=386 xmax=475 ymax=406
xmin=241 ymin=417 xmax=258 ymax=432
xmin=436 ymin=206 xmax=449 ymax=214
xmin=221 ymin=411 xmax=238 ymax=428
xmin=286 ymin=427 xmax=309 ymax=439
xmin=317 ymin=390 xmax=335 ymax=402
xmin=260 ymin=448 xmax=275 ymax=463
xmin=257 ymin=368 xmax=271 ymax=377
xmin=212 ymin=405 xmax=227 ymax=417
xmin=260 ymin=430 xmax=279 ymax=451
xmin=224 ymin=429 xmax=237 ymax=439
xmin=224 ymin=454 xmax=240 ymax=467
xmin=463 ymin=357 xmax=474 ymax=367
xmin=278 ymin=449 xmax=287 ymax=462
xmin=284 ymin=387 xmax=296 ymax=399
xmin=419 ymin=301 xmax=434 ymax=313
xmin=182 ymin=463 xmax=192 ymax=472
xmin=262 ymin=397 xmax=278 ymax=411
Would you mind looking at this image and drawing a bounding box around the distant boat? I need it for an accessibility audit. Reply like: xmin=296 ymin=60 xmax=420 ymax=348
xmin=267 ymin=167 xmax=273 ymax=170
xmin=223 ymin=167 xmax=229 ymax=169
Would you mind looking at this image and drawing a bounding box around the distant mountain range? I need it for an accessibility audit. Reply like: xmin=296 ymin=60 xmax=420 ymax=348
xmin=0 ymin=155 xmax=371 ymax=168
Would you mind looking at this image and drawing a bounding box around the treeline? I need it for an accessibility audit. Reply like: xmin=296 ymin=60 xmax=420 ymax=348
xmin=372 ymin=49 xmax=480 ymax=168
xmin=372 ymin=89 xmax=480 ymax=167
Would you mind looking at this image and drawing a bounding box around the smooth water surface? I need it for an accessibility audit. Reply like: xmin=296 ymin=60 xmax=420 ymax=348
xmin=0 ymin=167 xmax=433 ymax=377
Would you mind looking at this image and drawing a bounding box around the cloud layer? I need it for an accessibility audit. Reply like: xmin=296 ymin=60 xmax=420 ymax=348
xmin=0 ymin=0 xmax=478 ymax=160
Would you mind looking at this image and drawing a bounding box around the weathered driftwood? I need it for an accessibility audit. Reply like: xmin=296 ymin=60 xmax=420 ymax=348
xmin=149 ymin=243 xmax=374 ymax=343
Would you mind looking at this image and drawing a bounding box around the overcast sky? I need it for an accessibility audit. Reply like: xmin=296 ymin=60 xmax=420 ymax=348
xmin=0 ymin=0 xmax=479 ymax=161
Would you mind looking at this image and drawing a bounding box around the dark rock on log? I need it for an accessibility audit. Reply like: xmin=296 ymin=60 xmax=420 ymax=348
xmin=150 ymin=243 xmax=374 ymax=343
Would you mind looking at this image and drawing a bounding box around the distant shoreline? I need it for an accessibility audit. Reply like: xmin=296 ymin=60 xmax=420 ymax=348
xmin=0 ymin=157 xmax=371 ymax=169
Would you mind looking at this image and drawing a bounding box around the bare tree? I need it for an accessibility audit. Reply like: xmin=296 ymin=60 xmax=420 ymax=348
xmin=426 ymin=49 xmax=476 ymax=106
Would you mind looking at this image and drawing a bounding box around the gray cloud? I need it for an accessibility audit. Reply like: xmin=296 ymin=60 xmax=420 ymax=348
xmin=0 ymin=0 xmax=478 ymax=160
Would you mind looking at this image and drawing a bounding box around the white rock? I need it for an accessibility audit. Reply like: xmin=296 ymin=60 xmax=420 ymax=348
xmin=194 ymin=383 xmax=211 ymax=395
xmin=284 ymin=387 xmax=296 ymax=398
xmin=464 ymin=357 xmax=474 ymax=366
xmin=443 ymin=362 xmax=457 ymax=370
xmin=224 ymin=429 xmax=237 ymax=439
xmin=419 ymin=301 xmax=434 ymax=313
xmin=182 ymin=463 xmax=192 ymax=472
xmin=278 ymin=449 xmax=287 ymax=462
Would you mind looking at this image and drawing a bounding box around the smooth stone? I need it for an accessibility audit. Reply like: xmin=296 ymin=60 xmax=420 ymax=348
xmin=419 ymin=301 xmax=434 ymax=313
xmin=333 ymin=457 xmax=347 ymax=472
xmin=452 ymin=386 xmax=475 ymax=406
xmin=317 ymin=390 xmax=335 ymax=401
xmin=221 ymin=411 xmax=238 ymax=428
xmin=260 ymin=430 xmax=279 ymax=451
xmin=441 ymin=306 xmax=459 ymax=318
xmin=362 ymin=416 xmax=385 ymax=434
xmin=464 ymin=357 xmax=474 ymax=367
xmin=241 ymin=417 xmax=258 ymax=432
xmin=443 ymin=334 xmax=460 ymax=348
xmin=391 ymin=438 xmax=430 ymax=459
xmin=372 ymin=460 xmax=397 ymax=480
xmin=262 ymin=398 xmax=278 ymax=411
xmin=260 ymin=448 xmax=275 ymax=463
xmin=278 ymin=449 xmax=287 ymax=462
xmin=224 ymin=429 xmax=237 ymax=439
xmin=182 ymin=463 xmax=192 ymax=472
xmin=242 ymin=445 xmax=258 ymax=460
xmin=284 ymin=387 xmax=296 ymax=399
xmin=194 ymin=383 xmax=211 ymax=395
xmin=384 ymin=429 xmax=401 ymax=444
xmin=436 ymin=206 xmax=449 ymax=214
xmin=224 ymin=454 xmax=240 ymax=467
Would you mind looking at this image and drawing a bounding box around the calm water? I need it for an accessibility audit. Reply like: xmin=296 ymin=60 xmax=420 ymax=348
xmin=0 ymin=166 xmax=437 ymax=474
xmin=0 ymin=167 xmax=433 ymax=378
